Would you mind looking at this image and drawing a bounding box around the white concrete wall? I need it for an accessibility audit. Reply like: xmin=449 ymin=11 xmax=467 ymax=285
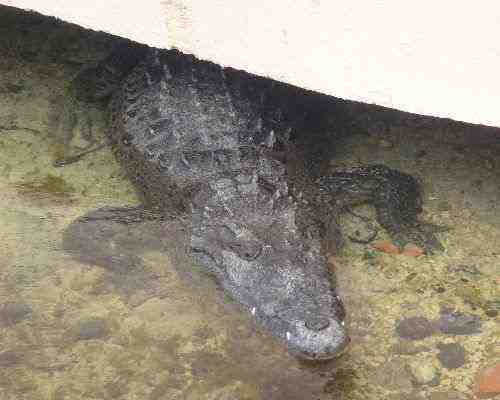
xmin=3 ymin=0 xmax=500 ymax=128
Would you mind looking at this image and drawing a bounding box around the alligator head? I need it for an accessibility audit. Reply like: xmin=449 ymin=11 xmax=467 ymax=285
xmin=190 ymin=172 xmax=349 ymax=360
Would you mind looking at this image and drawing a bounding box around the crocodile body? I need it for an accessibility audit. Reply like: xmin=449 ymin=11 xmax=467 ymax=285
xmin=63 ymin=45 xmax=443 ymax=360
xmin=105 ymin=48 xmax=350 ymax=359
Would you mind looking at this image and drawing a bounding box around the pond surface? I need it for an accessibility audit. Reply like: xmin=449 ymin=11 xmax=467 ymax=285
xmin=0 ymin=5 xmax=498 ymax=400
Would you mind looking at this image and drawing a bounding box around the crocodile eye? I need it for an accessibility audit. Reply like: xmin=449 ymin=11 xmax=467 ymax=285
xmin=126 ymin=109 xmax=137 ymax=118
xmin=228 ymin=242 xmax=262 ymax=261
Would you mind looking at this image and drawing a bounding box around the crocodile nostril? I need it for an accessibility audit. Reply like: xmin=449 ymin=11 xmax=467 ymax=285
xmin=305 ymin=316 xmax=330 ymax=331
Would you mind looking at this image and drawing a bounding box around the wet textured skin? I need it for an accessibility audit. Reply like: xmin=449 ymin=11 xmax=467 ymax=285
xmin=317 ymin=164 xmax=445 ymax=254
xmin=62 ymin=44 xmax=442 ymax=360
xmin=103 ymin=48 xmax=351 ymax=359
xmin=53 ymin=42 xmax=150 ymax=166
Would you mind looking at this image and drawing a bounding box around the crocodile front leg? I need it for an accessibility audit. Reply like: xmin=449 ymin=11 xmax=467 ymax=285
xmin=318 ymin=164 xmax=445 ymax=254
xmin=53 ymin=41 xmax=149 ymax=166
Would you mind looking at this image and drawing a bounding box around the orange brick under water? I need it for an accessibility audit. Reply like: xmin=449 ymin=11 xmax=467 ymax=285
xmin=475 ymin=363 xmax=500 ymax=399
xmin=372 ymin=240 xmax=400 ymax=254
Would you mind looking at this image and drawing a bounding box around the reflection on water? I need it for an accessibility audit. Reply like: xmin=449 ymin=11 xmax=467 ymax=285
xmin=1 ymin=5 xmax=499 ymax=400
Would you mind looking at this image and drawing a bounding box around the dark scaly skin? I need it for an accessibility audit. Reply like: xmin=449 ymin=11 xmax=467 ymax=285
xmin=317 ymin=164 xmax=445 ymax=253
xmin=103 ymin=48 xmax=350 ymax=359
xmin=54 ymin=42 xmax=149 ymax=166
xmin=62 ymin=44 xmax=443 ymax=359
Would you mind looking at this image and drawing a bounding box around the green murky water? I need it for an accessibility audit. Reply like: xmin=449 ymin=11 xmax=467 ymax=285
xmin=0 ymin=5 xmax=498 ymax=400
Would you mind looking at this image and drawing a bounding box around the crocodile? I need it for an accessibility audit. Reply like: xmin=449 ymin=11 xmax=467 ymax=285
xmin=60 ymin=43 xmax=443 ymax=360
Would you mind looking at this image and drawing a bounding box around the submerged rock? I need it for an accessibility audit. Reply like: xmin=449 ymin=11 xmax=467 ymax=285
xmin=436 ymin=342 xmax=466 ymax=369
xmin=0 ymin=351 xmax=23 ymax=367
xmin=0 ymin=302 xmax=32 ymax=327
xmin=75 ymin=318 xmax=109 ymax=341
xmin=437 ymin=307 xmax=482 ymax=335
xmin=407 ymin=358 xmax=440 ymax=386
xmin=395 ymin=316 xmax=436 ymax=340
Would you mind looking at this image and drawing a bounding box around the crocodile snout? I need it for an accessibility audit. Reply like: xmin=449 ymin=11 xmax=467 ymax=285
xmin=287 ymin=317 xmax=349 ymax=360
xmin=305 ymin=315 xmax=330 ymax=331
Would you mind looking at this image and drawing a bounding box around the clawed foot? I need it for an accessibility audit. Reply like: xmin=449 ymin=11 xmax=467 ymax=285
xmin=390 ymin=222 xmax=448 ymax=254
